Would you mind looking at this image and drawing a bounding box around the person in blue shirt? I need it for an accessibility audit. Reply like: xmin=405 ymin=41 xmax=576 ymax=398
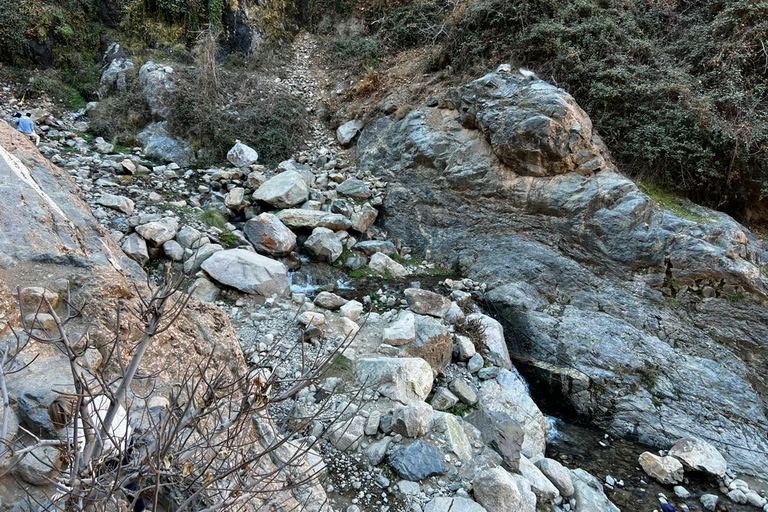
xmin=17 ymin=112 xmax=40 ymax=146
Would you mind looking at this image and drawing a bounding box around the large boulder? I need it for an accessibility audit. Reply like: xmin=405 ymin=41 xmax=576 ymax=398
xmin=138 ymin=61 xmax=177 ymax=119
xmin=97 ymin=193 xmax=134 ymax=215
xmin=668 ymin=437 xmax=728 ymax=477
xmin=135 ymin=217 xmax=179 ymax=246
xmin=275 ymin=209 xmax=352 ymax=231
xmin=465 ymin=410 xmax=524 ymax=471
xmin=227 ymin=141 xmax=259 ymax=167
xmin=472 ymin=467 xmax=536 ymax=512
xmin=467 ymin=313 xmax=512 ymax=370
xmin=337 ymin=119 xmax=364 ymax=147
xmin=388 ymin=440 xmax=446 ymax=481
xmin=638 ymin=452 xmax=684 ymax=485
xmin=404 ymin=288 xmax=452 ymax=318
xmin=570 ymin=469 xmax=620 ymax=512
xmin=137 ymin=122 xmax=194 ymax=166
xmin=243 ymin=213 xmax=297 ymax=256
xmin=253 ymin=170 xmax=309 ymax=208
xmin=478 ymin=369 xmax=549 ymax=458
xmin=357 ymin=70 xmax=768 ymax=477
xmin=201 ymin=249 xmax=290 ymax=297
xmin=99 ymin=42 xmax=134 ymax=96
xmin=534 ymin=458 xmax=574 ymax=497
xmin=304 ymin=227 xmax=343 ymax=264
xmin=355 ymin=357 xmax=433 ymax=404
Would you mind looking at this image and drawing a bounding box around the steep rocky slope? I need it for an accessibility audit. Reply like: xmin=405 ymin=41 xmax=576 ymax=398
xmin=358 ymin=70 xmax=768 ymax=477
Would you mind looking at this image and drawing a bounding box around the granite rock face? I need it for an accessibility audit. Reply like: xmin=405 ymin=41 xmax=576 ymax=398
xmin=358 ymin=70 xmax=768 ymax=476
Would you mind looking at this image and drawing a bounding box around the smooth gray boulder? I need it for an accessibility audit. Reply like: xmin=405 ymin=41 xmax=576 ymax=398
xmin=638 ymin=451 xmax=684 ymax=484
xmin=183 ymin=243 xmax=223 ymax=274
xmin=243 ymin=213 xmax=297 ymax=256
xmin=137 ymin=121 xmax=193 ymax=166
xmin=136 ymin=217 xmax=179 ymax=246
xmin=357 ymin=70 xmax=768 ymax=477
xmin=138 ymin=61 xmax=177 ymax=119
xmin=201 ymin=249 xmax=289 ymax=297
xmin=518 ymin=455 xmax=560 ymax=501
xmin=383 ymin=310 xmax=416 ymax=346
xmin=337 ymin=177 xmax=371 ymax=198
xmin=122 ymin=233 xmax=149 ymax=265
xmin=227 ymin=141 xmax=259 ymax=167
xmin=369 ymin=252 xmax=407 ymax=277
xmin=314 ymin=291 xmax=348 ymax=310
xmin=253 ymin=170 xmax=309 ymax=208
xmin=162 ymin=240 xmax=184 ymax=261
xmin=354 ymin=239 xmax=397 ymax=256
xmin=404 ymin=288 xmax=452 ymax=318
xmin=534 ymin=458 xmax=574 ymax=497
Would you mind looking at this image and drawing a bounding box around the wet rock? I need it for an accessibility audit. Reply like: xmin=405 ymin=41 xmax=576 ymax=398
xmin=668 ymin=437 xmax=728 ymax=477
xmin=534 ymin=458 xmax=574 ymax=497
xmin=473 ymin=467 xmax=536 ymax=512
xmin=478 ymin=369 xmax=549 ymax=458
xmin=276 ymin=209 xmax=353 ymax=230
xmin=337 ymin=119 xmax=364 ymax=147
xmin=97 ymin=193 xmax=134 ymax=215
xmin=570 ymin=469 xmax=620 ymax=512
xmin=369 ymin=252 xmax=407 ymax=277
xmin=465 ymin=410 xmax=524 ymax=471
xmin=253 ymin=170 xmax=309 ymax=208
xmin=388 ymin=440 xmax=446 ymax=481
xmin=700 ymin=494 xmax=719 ymax=511
xmin=227 ymin=141 xmax=259 ymax=167
xmin=638 ymin=451 xmax=684 ymax=484
xmin=304 ymin=227 xmax=343 ymax=264
xmin=201 ymin=248 xmax=290 ymax=297
xmin=355 ymin=357 xmax=433 ymax=404
xmin=243 ymin=213 xmax=297 ymax=256
xmin=404 ymin=288 xmax=452 ymax=318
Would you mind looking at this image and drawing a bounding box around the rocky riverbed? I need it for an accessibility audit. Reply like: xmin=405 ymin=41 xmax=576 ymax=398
xmin=0 ymin=33 xmax=766 ymax=512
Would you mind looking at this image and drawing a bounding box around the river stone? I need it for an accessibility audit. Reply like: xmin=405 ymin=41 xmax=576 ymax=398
xmin=122 ymin=233 xmax=149 ymax=265
xmin=328 ymin=415 xmax=366 ymax=451
xmin=404 ymin=314 xmax=453 ymax=373
xmin=404 ymin=288 xmax=452 ymax=318
xmin=337 ymin=177 xmax=371 ymax=198
xmin=392 ymin=401 xmax=434 ymax=438
xmin=700 ymin=494 xmax=719 ymax=511
xmin=638 ymin=451 xmax=684 ymax=484
xmin=135 ymin=217 xmax=179 ymax=246
xmin=314 ymin=291 xmax=348 ymax=310
xmin=467 ymin=313 xmax=512 ymax=370
xmin=465 ymin=409 xmax=524 ymax=471
xmin=668 ymin=437 xmax=728 ymax=477
xmin=449 ymin=378 xmax=478 ymax=405
xmin=14 ymin=445 xmax=61 ymax=485
xmin=275 ymin=209 xmax=353 ymax=230
xmin=478 ymin=369 xmax=549 ymax=458
xmin=369 ymin=252 xmax=407 ymax=278
xmin=534 ymin=458 xmax=574 ymax=497
xmin=354 ymin=240 xmax=397 ymax=256
xmin=388 ymin=440 xmax=446 ymax=481
xmin=227 ymin=141 xmax=259 ymax=167
xmin=201 ymin=249 xmax=290 ymax=297
xmin=97 ymin=193 xmax=134 ymax=215
xmin=355 ymin=357 xmax=433 ymax=404
xmin=728 ymin=489 xmax=748 ymax=505
xmin=424 ymin=497 xmax=487 ymax=512
xmin=518 ymin=455 xmax=560 ymax=501
xmin=337 ymin=119 xmax=364 ymax=147
xmin=304 ymin=227 xmax=343 ymax=263
xmin=253 ymin=170 xmax=309 ymax=208
xmin=243 ymin=213 xmax=297 ymax=256
xmin=176 ymin=225 xmax=203 ymax=249
xmin=570 ymin=469 xmax=620 ymax=512
xmin=473 ymin=467 xmax=536 ymax=512
xmin=183 ymin=243 xmax=223 ymax=274
xmin=746 ymin=491 xmax=767 ymax=508
xmin=340 ymin=300 xmax=363 ymax=321
xmin=383 ymin=310 xmax=416 ymax=346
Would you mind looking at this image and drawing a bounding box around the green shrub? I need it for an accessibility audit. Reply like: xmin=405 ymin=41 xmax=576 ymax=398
xmin=199 ymin=209 xmax=228 ymax=229
xmin=328 ymin=36 xmax=384 ymax=69
xmin=441 ymin=0 xmax=768 ymax=220
xmin=88 ymin=85 xmax=151 ymax=145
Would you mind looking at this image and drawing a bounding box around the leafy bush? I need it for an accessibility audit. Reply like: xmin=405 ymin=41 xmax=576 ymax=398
xmin=442 ymin=0 xmax=768 ymax=220
xmin=88 ymin=85 xmax=151 ymax=145
xmin=328 ymin=36 xmax=384 ymax=69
